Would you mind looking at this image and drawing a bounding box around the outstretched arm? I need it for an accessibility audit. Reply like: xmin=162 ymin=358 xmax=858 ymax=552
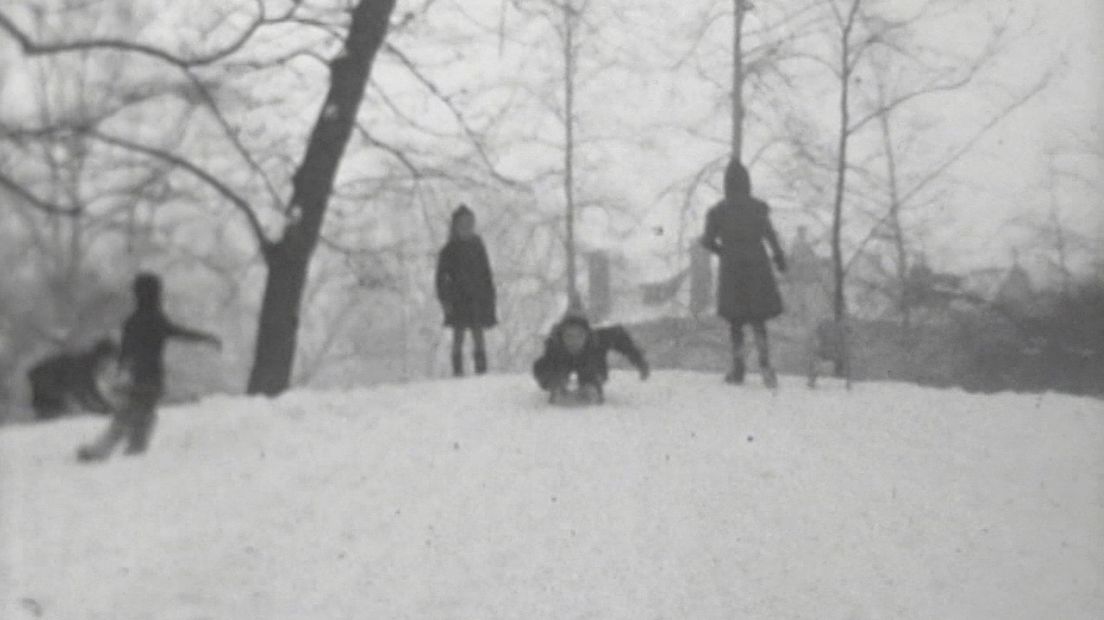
xmin=602 ymin=326 xmax=650 ymax=380
xmin=700 ymin=208 xmax=721 ymax=255
xmin=166 ymin=320 xmax=221 ymax=348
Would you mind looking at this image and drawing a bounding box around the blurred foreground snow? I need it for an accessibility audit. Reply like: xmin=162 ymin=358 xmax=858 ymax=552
xmin=1 ymin=372 xmax=1102 ymax=619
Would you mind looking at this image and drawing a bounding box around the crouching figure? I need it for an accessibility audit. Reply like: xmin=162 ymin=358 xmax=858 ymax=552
xmin=533 ymin=314 xmax=649 ymax=405
xmin=28 ymin=338 xmax=117 ymax=420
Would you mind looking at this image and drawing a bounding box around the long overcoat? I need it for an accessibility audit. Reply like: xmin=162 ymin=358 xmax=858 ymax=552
xmin=435 ymin=236 xmax=497 ymax=329
xmin=702 ymin=196 xmax=785 ymax=323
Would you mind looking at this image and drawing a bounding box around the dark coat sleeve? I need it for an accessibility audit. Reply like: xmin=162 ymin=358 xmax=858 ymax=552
xmin=701 ymin=206 xmax=721 ymax=255
xmin=476 ymin=239 xmax=496 ymax=304
xmin=165 ymin=318 xmax=215 ymax=343
xmin=599 ymin=326 xmax=648 ymax=372
xmin=435 ymin=244 xmax=453 ymax=305
xmin=758 ymin=202 xmax=785 ymax=263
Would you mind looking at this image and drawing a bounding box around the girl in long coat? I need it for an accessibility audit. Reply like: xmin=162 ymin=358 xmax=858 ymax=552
xmin=436 ymin=204 xmax=497 ymax=376
xmin=701 ymin=159 xmax=787 ymax=387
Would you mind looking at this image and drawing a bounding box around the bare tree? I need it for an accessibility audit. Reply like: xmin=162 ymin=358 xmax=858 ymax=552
xmin=658 ymin=0 xmax=824 ymax=277
xmin=1 ymin=1 xmax=399 ymax=396
xmin=247 ymin=0 xmax=397 ymax=395
xmin=778 ymin=0 xmax=1053 ymax=372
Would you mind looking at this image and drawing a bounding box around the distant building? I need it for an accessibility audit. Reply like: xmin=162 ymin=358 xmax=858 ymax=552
xmin=780 ymin=226 xmax=832 ymax=327
xmin=585 ymin=227 xmax=908 ymax=326
xmin=995 ymin=259 xmax=1034 ymax=309
xmin=961 ymin=252 xmax=1041 ymax=316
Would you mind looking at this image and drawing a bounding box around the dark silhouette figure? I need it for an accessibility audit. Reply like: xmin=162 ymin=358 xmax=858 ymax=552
xmin=436 ymin=205 xmax=497 ymax=376
xmin=77 ymin=273 xmax=220 ymax=461
xmin=533 ymin=314 xmax=649 ymax=404
xmin=701 ymin=159 xmax=787 ymax=387
xmin=28 ymin=339 xmax=117 ymax=420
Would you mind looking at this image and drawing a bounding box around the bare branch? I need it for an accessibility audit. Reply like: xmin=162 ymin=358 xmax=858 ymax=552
xmin=0 ymin=2 xmax=268 ymax=70
xmin=898 ymin=71 xmax=1053 ymax=206
xmin=0 ymin=170 xmax=81 ymax=216
xmin=383 ymin=43 xmax=526 ymax=189
xmin=0 ymin=2 xmax=302 ymax=211
xmin=83 ymin=130 xmax=271 ymax=250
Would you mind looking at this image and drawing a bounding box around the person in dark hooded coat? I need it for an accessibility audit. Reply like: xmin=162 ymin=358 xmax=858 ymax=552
xmin=77 ymin=273 xmax=220 ymax=461
xmin=701 ymin=159 xmax=787 ymax=387
xmin=533 ymin=314 xmax=649 ymax=404
xmin=436 ymin=204 xmax=497 ymax=376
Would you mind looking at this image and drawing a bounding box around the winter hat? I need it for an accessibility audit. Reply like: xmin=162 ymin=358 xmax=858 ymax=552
xmin=559 ymin=313 xmax=591 ymax=334
xmin=450 ymin=204 xmax=475 ymax=237
xmin=133 ymin=272 xmax=162 ymax=307
xmin=723 ymin=158 xmax=751 ymax=201
xmin=452 ymin=203 xmax=474 ymax=222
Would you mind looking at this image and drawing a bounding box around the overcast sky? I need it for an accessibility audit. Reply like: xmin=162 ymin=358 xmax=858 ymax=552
xmin=1 ymin=0 xmax=1100 ymax=279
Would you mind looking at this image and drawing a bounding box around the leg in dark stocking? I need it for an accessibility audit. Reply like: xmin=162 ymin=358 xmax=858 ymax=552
xmin=726 ymin=321 xmax=746 ymax=384
xmin=752 ymin=322 xmax=778 ymax=389
xmin=77 ymin=417 xmax=126 ymax=462
xmin=546 ymin=374 xmax=571 ymax=404
xmin=125 ymin=413 xmax=157 ymax=455
xmin=451 ymin=327 xmax=465 ymax=377
xmin=123 ymin=389 xmax=159 ymax=455
xmin=471 ymin=327 xmax=487 ymax=375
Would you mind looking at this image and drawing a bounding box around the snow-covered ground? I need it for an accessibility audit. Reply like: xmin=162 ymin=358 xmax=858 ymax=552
xmin=1 ymin=372 xmax=1102 ymax=619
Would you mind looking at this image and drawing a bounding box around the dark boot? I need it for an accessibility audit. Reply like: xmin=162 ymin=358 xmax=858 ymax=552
xmin=549 ymin=385 xmax=570 ymax=404
xmin=451 ymin=352 xmax=464 ymax=377
xmin=77 ymin=444 xmax=110 ymax=463
xmin=579 ymin=383 xmax=604 ymax=405
xmin=124 ymin=413 xmax=157 ymax=455
xmin=762 ymin=366 xmax=778 ymax=390
xmin=725 ymin=358 xmax=746 ymax=385
xmin=77 ymin=419 xmax=126 ymax=463
xmin=473 ymin=350 xmax=487 ymax=375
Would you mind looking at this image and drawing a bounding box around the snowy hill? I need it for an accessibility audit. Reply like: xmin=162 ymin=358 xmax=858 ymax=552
xmin=2 ymin=372 xmax=1102 ymax=619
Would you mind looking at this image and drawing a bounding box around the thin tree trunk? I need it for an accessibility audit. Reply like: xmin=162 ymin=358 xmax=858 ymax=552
xmin=830 ymin=68 xmax=849 ymax=327
xmin=563 ymin=1 xmax=579 ymax=307
xmin=247 ymin=0 xmax=396 ymax=396
xmin=1047 ymin=157 xmax=1072 ymax=297
xmin=732 ymin=0 xmax=747 ymax=158
xmin=878 ymin=110 xmax=910 ymax=329
xmin=830 ymin=0 xmax=861 ymax=377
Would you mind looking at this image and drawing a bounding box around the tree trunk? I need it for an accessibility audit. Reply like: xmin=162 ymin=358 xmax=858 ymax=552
xmin=732 ymin=0 xmax=747 ymax=158
xmin=246 ymin=0 xmax=396 ymax=396
xmin=1046 ymin=157 xmax=1072 ymax=297
xmin=878 ymin=109 xmax=910 ymax=329
xmin=830 ymin=68 xmax=850 ymax=329
xmin=563 ymin=1 xmax=579 ymax=307
xmin=248 ymin=247 xmax=310 ymax=394
xmin=830 ymin=1 xmax=861 ymax=378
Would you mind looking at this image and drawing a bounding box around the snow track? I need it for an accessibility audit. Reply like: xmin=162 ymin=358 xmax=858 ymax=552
xmin=2 ymin=372 xmax=1102 ymax=619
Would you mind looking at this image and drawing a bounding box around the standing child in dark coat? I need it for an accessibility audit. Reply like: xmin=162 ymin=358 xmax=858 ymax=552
xmin=533 ymin=314 xmax=649 ymax=404
xmin=436 ymin=204 xmax=497 ymax=376
xmin=77 ymin=273 xmax=220 ymax=461
xmin=701 ymin=159 xmax=787 ymax=388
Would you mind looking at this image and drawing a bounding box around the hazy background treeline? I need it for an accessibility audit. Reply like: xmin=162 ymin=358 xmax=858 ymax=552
xmin=1 ymin=0 xmax=1101 ymax=421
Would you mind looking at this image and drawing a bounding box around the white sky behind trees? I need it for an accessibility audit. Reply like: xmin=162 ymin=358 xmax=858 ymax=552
xmin=0 ymin=0 xmax=1100 ymax=281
